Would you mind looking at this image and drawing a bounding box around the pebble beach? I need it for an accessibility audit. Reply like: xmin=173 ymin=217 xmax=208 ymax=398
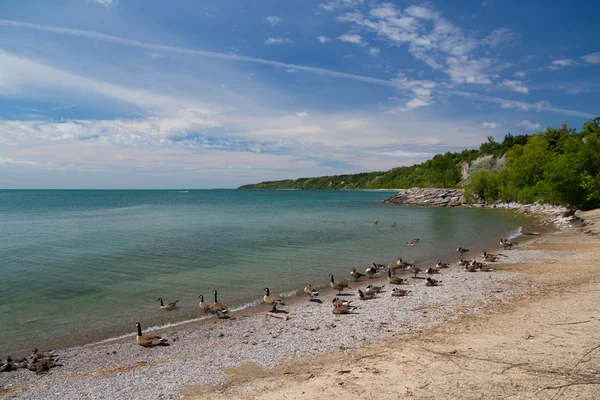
xmin=0 ymin=239 xmax=556 ymax=400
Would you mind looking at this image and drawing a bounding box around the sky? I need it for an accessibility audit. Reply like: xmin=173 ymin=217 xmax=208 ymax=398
xmin=0 ymin=0 xmax=599 ymax=189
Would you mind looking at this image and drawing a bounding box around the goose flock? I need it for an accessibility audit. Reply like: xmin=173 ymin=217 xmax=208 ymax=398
xmin=1 ymin=235 xmax=518 ymax=372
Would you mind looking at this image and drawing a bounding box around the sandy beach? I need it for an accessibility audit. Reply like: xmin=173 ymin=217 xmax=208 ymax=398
xmin=1 ymin=210 xmax=599 ymax=399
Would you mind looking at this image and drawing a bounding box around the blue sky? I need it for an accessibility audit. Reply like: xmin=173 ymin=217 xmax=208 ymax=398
xmin=0 ymin=0 xmax=599 ymax=189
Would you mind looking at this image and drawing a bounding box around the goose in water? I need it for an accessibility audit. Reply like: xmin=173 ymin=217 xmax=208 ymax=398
xmin=406 ymin=238 xmax=419 ymax=246
xmin=198 ymin=295 xmax=213 ymax=313
xmin=350 ymin=268 xmax=366 ymax=281
xmin=135 ymin=322 xmax=169 ymax=347
xmin=329 ymin=274 xmax=350 ymax=294
xmin=457 ymin=247 xmax=470 ymax=255
xmin=157 ymin=298 xmax=178 ymax=310
xmin=365 ymin=265 xmax=377 ymax=279
xmin=304 ymin=285 xmax=319 ymax=300
xmin=263 ymin=288 xmax=285 ymax=311
xmin=211 ymin=290 xmax=229 ymax=317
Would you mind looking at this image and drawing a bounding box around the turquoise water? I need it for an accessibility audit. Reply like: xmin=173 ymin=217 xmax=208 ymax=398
xmin=0 ymin=190 xmax=531 ymax=355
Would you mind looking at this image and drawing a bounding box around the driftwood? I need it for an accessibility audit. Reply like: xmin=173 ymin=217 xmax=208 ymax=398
xmin=265 ymin=312 xmax=289 ymax=320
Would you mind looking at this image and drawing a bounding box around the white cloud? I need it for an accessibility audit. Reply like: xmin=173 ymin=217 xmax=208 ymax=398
xmin=88 ymin=0 xmax=118 ymax=8
xmin=369 ymin=47 xmax=380 ymax=57
xmin=404 ymin=5 xmax=439 ymax=20
xmin=265 ymin=37 xmax=294 ymax=45
xmin=445 ymin=57 xmax=492 ymax=84
xmin=319 ymin=0 xmax=363 ymax=12
xmin=482 ymin=28 xmax=515 ymax=48
xmin=317 ymin=35 xmax=331 ymax=43
xmin=150 ymin=52 xmax=163 ymax=59
xmin=265 ymin=16 xmax=281 ymax=26
xmin=286 ymin=68 xmax=297 ymax=73
xmin=581 ymin=52 xmax=600 ymax=64
xmin=296 ymin=112 xmax=308 ymax=118
xmin=482 ymin=121 xmax=498 ymax=128
xmin=338 ymin=33 xmax=363 ymax=44
xmin=548 ymin=58 xmax=576 ymax=70
xmin=516 ymin=120 xmax=541 ymax=131
xmin=502 ymin=79 xmax=529 ymax=94
xmin=514 ymin=71 xmax=526 ymax=79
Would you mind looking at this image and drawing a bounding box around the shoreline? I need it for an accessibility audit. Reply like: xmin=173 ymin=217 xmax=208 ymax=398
xmin=0 ymin=212 xmax=557 ymax=399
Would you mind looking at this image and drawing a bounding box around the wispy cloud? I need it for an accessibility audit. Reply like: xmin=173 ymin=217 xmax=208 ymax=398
xmin=482 ymin=121 xmax=499 ymax=128
xmin=338 ymin=33 xmax=363 ymax=45
xmin=514 ymin=71 xmax=526 ymax=79
xmin=319 ymin=0 xmax=363 ymax=12
xmin=88 ymin=0 xmax=118 ymax=8
xmin=581 ymin=52 xmax=600 ymax=64
xmin=265 ymin=37 xmax=294 ymax=45
xmin=548 ymin=58 xmax=576 ymax=70
xmin=317 ymin=35 xmax=331 ymax=43
xmin=150 ymin=52 xmax=163 ymax=59
xmin=368 ymin=47 xmax=380 ymax=57
xmin=516 ymin=120 xmax=541 ymax=131
xmin=0 ymin=19 xmax=592 ymax=119
xmin=265 ymin=16 xmax=281 ymax=26
xmin=502 ymin=79 xmax=529 ymax=94
xmin=482 ymin=27 xmax=515 ymax=48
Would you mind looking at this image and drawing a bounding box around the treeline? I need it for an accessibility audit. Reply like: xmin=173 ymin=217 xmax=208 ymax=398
xmin=239 ymin=117 xmax=600 ymax=210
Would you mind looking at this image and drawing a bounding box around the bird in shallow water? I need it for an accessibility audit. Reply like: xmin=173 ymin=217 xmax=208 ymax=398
xmin=457 ymin=247 xmax=470 ymax=255
xmin=304 ymin=285 xmax=319 ymax=300
xmin=135 ymin=322 xmax=169 ymax=347
xmin=263 ymin=288 xmax=285 ymax=311
xmin=365 ymin=265 xmax=377 ymax=279
xmin=198 ymin=295 xmax=213 ymax=313
xmin=210 ymin=290 xmax=229 ymax=318
xmin=350 ymin=268 xmax=366 ymax=281
xmin=157 ymin=298 xmax=178 ymax=310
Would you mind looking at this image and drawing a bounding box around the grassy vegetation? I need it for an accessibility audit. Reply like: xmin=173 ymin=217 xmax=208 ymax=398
xmin=239 ymin=118 xmax=600 ymax=210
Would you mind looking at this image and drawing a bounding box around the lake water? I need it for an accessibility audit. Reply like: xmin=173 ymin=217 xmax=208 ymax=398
xmin=0 ymin=190 xmax=531 ymax=355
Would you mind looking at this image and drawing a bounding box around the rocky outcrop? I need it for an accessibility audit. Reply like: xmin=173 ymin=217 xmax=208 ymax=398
xmin=382 ymin=188 xmax=466 ymax=207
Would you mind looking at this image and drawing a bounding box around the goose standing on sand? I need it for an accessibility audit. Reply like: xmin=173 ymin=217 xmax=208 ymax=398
xmin=304 ymin=285 xmax=319 ymax=300
xmin=198 ymin=295 xmax=213 ymax=313
xmin=397 ymin=258 xmax=410 ymax=270
xmin=157 ymin=298 xmax=178 ymax=310
xmin=407 ymin=264 xmax=421 ymax=278
xmin=350 ymin=268 xmax=366 ymax=281
xmin=457 ymin=247 xmax=470 ymax=255
xmin=263 ymin=288 xmax=285 ymax=311
xmin=388 ymin=269 xmax=407 ymax=285
xmin=211 ymin=290 xmax=229 ymax=317
xmin=329 ymin=274 xmax=350 ymax=294
xmin=135 ymin=322 xmax=169 ymax=347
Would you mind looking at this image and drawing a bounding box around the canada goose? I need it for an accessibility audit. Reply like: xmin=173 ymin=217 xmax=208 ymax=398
xmin=406 ymin=264 xmax=421 ymax=278
xmin=27 ymin=357 xmax=62 ymax=374
xmin=406 ymin=238 xmax=419 ymax=246
xmin=364 ymin=284 xmax=384 ymax=295
xmin=332 ymin=297 xmax=352 ymax=307
xmin=365 ymin=266 xmax=377 ymax=279
xmin=390 ymin=222 xmax=396 ymax=228
xmin=425 ymin=277 xmax=440 ymax=286
xmin=0 ymin=358 xmax=15 ymax=373
xmin=332 ymin=304 xmax=352 ymax=314
xmin=358 ymin=289 xmax=375 ymax=300
xmin=469 ymin=260 xmax=484 ymax=269
xmin=387 ymin=262 xmax=399 ymax=275
xmin=457 ymin=247 xmax=470 ymax=254
xmin=211 ymin=290 xmax=229 ymax=317
xmin=391 ymin=288 xmax=410 ymax=297
xmin=501 ymin=238 xmax=518 ymax=249
xmin=6 ymin=356 xmax=28 ymax=369
xmin=464 ymin=264 xmax=477 ymax=272
xmin=350 ymin=268 xmax=366 ymax=281
xmin=263 ymin=288 xmax=285 ymax=311
xmin=374 ymin=220 xmax=378 ymax=225
xmin=457 ymin=257 xmax=468 ymax=266
xmin=304 ymin=285 xmax=319 ymax=300
xmin=372 ymin=262 xmax=386 ymax=270
xmin=31 ymin=348 xmax=57 ymax=359
xmin=388 ymin=268 xmax=406 ymax=284
xmin=329 ymin=274 xmax=350 ymax=294
xmin=157 ymin=298 xmax=178 ymax=310
xmin=135 ymin=322 xmax=169 ymax=347
xmin=436 ymin=260 xmax=450 ymax=269
xmin=425 ymin=267 xmax=440 ymax=275
xmin=198 ymin=295 xmax=213 ymax=313
xmin=483 ymin=254 xmax=499 ymax=262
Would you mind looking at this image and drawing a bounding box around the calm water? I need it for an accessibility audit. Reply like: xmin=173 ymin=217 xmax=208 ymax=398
xmin=0 ymin=190 xmax=531 ymax=355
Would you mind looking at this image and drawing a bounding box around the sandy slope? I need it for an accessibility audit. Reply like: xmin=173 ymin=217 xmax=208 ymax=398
xmin=180 ymin=228 xmax=600 ymax=400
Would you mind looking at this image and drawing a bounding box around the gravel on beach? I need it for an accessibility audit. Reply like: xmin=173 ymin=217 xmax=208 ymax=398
xmin=0 ymin=240 xmax=553 ymax=400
